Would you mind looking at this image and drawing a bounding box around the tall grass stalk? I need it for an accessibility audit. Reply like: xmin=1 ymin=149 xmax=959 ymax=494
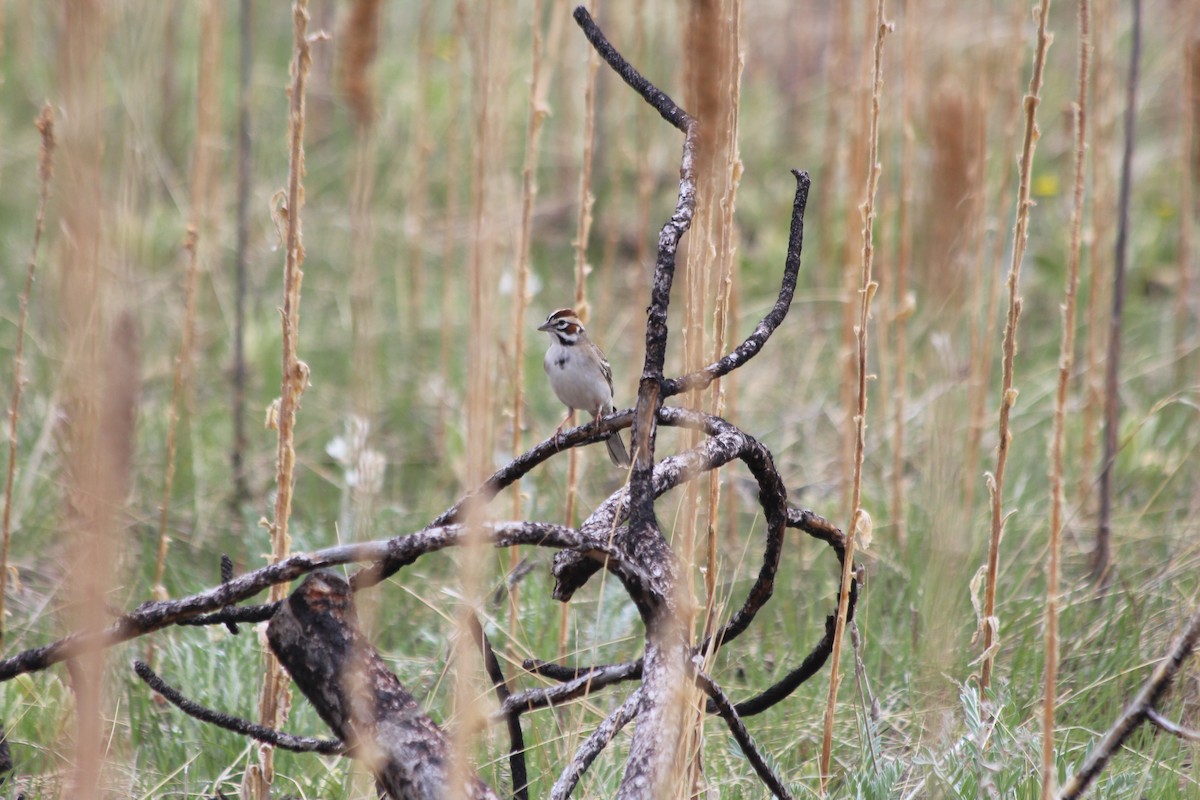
xmin=1079 ymin=0 xmax=1115 ymax=513
xmin=248 ymin=3 xmax=312 ymax=795
xmin=1043 ymin=1 xmax=1091 ymax=795
xmin=820 ymin=0 xmax=889 ymax=791
xmin=230 ymin=0 xmax=253 ymax=509
xmin=451 ymin=0 xmax=508 ymax=790
xmin=1 ymin=105 xmax=54 ymax=650
xmin=436 ymin=2 xmax=469 ymax=456
xmin=980 ymin=0 xmax=1054 ymax=692
xmin=966 ymin=7 xmax=1025 ymax=509
xmin=890 ymin=0 xmax=916 ymax=551
xmin=58 ymin=1 xmax=117 ymax=793
xmin=344 ymin=0 xmax=382 ymax=422
xmin=1177 ymin=23 xmax=1197 ymax=383
xmin=154 ymin=0 xmax=221 ymax=602
xmin=402 ymin=0 xmax=433 ymax=341
xmin=561 ymin=0 xmax=601 ymax=661
xmin=510 ymin=0 xmax=567 ymax=628
xmin=1094 ymin=0 xmax=1141 ymax=582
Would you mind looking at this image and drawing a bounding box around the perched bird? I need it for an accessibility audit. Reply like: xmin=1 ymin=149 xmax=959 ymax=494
xmin=538 ymin=308 xmax=631 ymax=467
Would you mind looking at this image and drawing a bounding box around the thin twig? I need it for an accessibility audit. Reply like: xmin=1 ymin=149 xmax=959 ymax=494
xmin=133 ymin=661 xmax=345 ymax=754
xmin=229 ymin=0 xmax=252 ymax=509
xmin=1 ymin=104 xmax=55 ymax=649
xmin=1044 ymin=0 xmax=1090 ymax=795
xmin=251 ymin=2 xmax=314 ymax=794
xmin=1145 ymin=708 xmax=1200 ymax=743
xmin=696 ymin=670 xmax=794 ymax=800
xmin=466 ymin=615 xmax=528 ymax=800
xmin=1094 ymin=0 xmax=1141 ymax=583
xmin=820 ymin=0 xmax=890 ymax=790
xmin=1057 ymin=603 xmax=1200 ymax=798
xmin=549 ymin=688 xmax=642 ymax=800
xmin=980 ymin=0 xmax=1054 ymax=692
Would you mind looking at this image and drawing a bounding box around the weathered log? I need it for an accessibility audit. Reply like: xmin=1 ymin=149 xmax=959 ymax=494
xmin=267 ymin=571 xmax=499 ymax=800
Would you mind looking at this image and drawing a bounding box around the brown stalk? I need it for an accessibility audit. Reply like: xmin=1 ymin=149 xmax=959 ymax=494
xmin=1176 ymin=22 xmax=1199 ymax=381
xmin=230 ymin=0 xmax=253 ymax=510
xmin=154 ymin=0 xmax=221 ymax=602
xmin=819 ymin=0 xmax=889 ymax=791
xmin=401 ymin=0 xmax=432 ymax=342
xmin=343 ymin=0 xmax=382 ymax=423
xmin=58 ymin=1 xmax=118 ymax=794
xmin=511 ymin=0 xmax=569 ymax=628
xmin=965 ymin=6 xmax=1026 ymax=509
xmin=980 ymin=0 xmax=1054 ymax=692
xmin=1078 ymin=0 xmax=1116 ymax=511
xmin=1 ymin=105 xmax=55 ymax=649
xmin=436 ymin=2 xmax=469 ymax=455
xmin=702 ymin=0 xmax=743 ymax=648
xmin=1044 ymin=1 xmax=1090 ymax=795
xmin=247 ymin=3 xmax=312 ymax=796
xmin=890 ymin=0 xmax=917 ymax=551
xmin=1093 ymin=0 xmax=1140 ymax=583
xmin=561 ymin=0 xmax=601 ymax=662
xmin=452 ymin=0 xmax=510 ymax=791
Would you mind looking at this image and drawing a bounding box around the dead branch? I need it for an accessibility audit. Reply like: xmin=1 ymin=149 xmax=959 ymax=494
xmin=132 ymin=660 xmax=345 ymax=754
xmin=267 ymin=571 xmax=499 ymax=800
xmin=1057 ymin=603 xmax=1200 ymax=798
xmin=695 ymin=669 xmax=793 ymax=800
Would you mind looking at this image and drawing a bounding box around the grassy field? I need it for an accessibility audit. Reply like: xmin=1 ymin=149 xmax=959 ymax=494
xmin=0 ymin=0 xmax=1197 ymax=797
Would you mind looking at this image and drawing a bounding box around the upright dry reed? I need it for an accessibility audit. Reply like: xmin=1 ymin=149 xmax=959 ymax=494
xmin=890 ymin=0 xmax=917 ymax=552
xmin=1079 ymin=0 xmax=1116 ymax=512
xmin=1 ymin=105 xmax=54 ymax=650
xmin=1043 ymin=1 xmax=1091 ymax=795
xmin=247 ymin=3 xmax=312 ymax=796
xmin=58 ymin=2 xmax=118 ymax=794
xmin=343 ymin=0 xmax=382 ymax=422
xmin=820 ymin=0 xmax=890 ymax=791
xmin=230 ymin=0 xmax=253 ymax=509
xmin=450 ymin=0 xmax=510 ymax=791
xmin=401 ymin=0 xmax=432 ymax=340
xmin=1177 ymin=29 xmax=1198 ymax=379
xmin=979 ymin=0 xmax=1053 ymax=693
xmin=154 ymin=0 xmax=222 ymax=601
xmin=510 ymin=0 xmax=568 ymax=627
xmin=1095 ymin=0 xmax=1141 ymax=582
xmin=436 ymin=2 xmax=469 ymax=456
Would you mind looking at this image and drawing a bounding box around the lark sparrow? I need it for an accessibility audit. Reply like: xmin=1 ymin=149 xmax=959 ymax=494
xmin=538 ymin=308 xmax=631 ymax=467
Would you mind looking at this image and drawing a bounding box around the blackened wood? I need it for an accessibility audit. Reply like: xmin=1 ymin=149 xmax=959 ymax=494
xmin=267 ymin=571 xmax=499 ymax=800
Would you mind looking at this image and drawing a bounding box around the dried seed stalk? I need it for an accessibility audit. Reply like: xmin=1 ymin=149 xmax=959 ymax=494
xmin=247 ymin=2 xmax=312 ymax=796
xmin=820 ymin=0 xmax=890 ymax=791
xmin=980 ymin=0 xmax=1054 ymax=692
xmin=1 ymin=104 xmax=55 ymax=648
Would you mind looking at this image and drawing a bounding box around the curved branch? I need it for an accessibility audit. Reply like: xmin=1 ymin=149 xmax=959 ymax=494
xmin=696 ymin=670 xmax=794 ymax=800
xmin=663 ymin=169 xmax=812 ymax=397
xmin=571 ymin=7 xmax=691 ymax=132
xmin=467 ymin=614 xmax=528 ymax=800
xmin=549 ymin=687 xmax=643 ymax=800
xmin=133 ymin=660 xmax=346 ymax=754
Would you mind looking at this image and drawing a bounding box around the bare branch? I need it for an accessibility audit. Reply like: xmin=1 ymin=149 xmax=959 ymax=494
xmin=1057 ymin=603 xmax=1200 ymax=798
xmin=550 ymin=688 xmax=643 ymax=800
xmin=663 ymin=170 xmax=811 ymax=397
xmin=696 ymin=670 xmax=794 ymax=800
xmin=133 ymin=661 xmax=345 ymax=754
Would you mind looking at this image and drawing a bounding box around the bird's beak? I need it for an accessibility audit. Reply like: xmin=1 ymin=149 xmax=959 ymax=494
xmin=537 ymin=321 xmax=552 ymax=332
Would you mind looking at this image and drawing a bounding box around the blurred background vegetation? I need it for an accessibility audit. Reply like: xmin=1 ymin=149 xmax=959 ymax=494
xmin=0 ymin=0 xmax=1197 ymax=796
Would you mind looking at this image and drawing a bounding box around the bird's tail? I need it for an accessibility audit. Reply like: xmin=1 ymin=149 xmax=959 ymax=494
xmin=606 ymin=431 xmax=631 ymax=468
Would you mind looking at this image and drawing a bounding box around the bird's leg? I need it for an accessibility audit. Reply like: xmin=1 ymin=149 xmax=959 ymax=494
xmin=553 ymin=410 xmax=576 ymax=450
